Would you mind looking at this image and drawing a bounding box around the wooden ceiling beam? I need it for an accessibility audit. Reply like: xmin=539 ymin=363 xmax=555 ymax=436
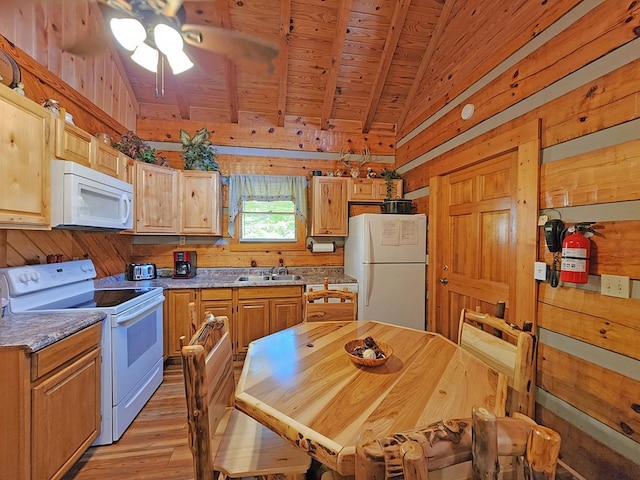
xmin=216 ymin=0 xmax=239 ymax=123
xmin=396 ymin=0 xmax=453 ymax=134
xmin=320 ymin=0 xmax=353 ymax=131
xmin=277 ymin=0 xmax=291 ymax=127
xmin=361 ymin=0 xmax=412 ymax=134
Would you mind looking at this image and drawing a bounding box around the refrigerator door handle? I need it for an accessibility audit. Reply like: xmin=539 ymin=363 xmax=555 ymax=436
xmin=365 ymin=263 xmax=373 ymax=307
xmin=366 ymin=221 xmax=373 ymax=264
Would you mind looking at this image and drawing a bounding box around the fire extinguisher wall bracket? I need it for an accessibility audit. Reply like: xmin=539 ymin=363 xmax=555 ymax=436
xmin=560 ymin=225 xmax=592 ymax=284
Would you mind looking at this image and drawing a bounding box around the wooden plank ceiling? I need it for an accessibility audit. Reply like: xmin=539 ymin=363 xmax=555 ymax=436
xmin=114 ymin=0 xmax=445 ymax=134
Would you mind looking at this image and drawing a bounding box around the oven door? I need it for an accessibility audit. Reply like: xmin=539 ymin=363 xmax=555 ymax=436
xmin=111 ymin=293 xmax=164 ymax=440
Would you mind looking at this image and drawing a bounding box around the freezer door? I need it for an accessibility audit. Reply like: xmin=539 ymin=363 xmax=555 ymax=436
xmin=348 ymin=213 xmax=427 ymax=264
xmin=358 ymin=263 xmax=425 ymax=330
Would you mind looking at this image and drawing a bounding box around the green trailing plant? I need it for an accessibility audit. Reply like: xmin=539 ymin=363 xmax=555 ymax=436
xmin=112 ymin=131 xmax=168 ymax=166
xmin=180 ymin=127 xmax=219 ymax=171
xmin=381 ymin=168 xmax=402 ymax=199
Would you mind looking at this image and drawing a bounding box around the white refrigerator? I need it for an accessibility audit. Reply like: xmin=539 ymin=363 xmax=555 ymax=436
xmin=344 ymin=213 xmax=427 ymax=330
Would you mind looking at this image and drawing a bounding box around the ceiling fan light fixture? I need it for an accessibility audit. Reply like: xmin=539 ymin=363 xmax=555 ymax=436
xmin=131 ymin=42 xmax=159 ymax=72
xmin=166 ymin=50 xmax=194 ymax=74
xmin=110 ymin=17 xmax=147 ymax=51
xmin=153 ymin=23 xmax=184 ymax=54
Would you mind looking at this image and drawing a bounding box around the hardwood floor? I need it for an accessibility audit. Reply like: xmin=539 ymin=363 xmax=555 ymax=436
xmin=63 ymin=362 xmax=580 ymax=480
xmin=63 ymin=364 xmax=194 ymax=480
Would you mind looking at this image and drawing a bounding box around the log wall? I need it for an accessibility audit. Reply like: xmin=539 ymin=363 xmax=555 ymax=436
xmin=398 ymin=0 xmax=640 ymax=477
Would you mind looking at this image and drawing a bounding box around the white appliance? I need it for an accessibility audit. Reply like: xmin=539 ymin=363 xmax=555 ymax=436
xmin=344 ymin=213 xmax=427 ymax=330
xmin=51 ymin=159 xmax=134 ymax=231
xmin=0 ymin=260 xmax=164 ymax=445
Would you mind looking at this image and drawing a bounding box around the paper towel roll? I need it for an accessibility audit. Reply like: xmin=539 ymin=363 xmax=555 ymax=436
xmin=310 ymin=241 xmax=336 ymax=253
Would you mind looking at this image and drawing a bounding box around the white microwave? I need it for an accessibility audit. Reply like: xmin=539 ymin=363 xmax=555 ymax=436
xmin=51 ymin=160 xmax=134 ymax=231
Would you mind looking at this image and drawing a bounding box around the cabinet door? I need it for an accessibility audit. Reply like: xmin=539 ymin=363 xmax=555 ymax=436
xmin=135 ymin=162 xmax=179 ymax=233
xmin=54 ymin=118 xmax=93 ymax=167
xmin=310 ymin=176 xmax=348 ymax=236
xmin=31 ymin=348 xmax=101 ymax=480
xmin=94 ymin=141 xmax=126 ymax=179
xmin=0 ymin=88 xmax=51 ymax=228
xmin=376 ymin=179 xmax=403 ymax=200
xmin=348 ymin=178 xmax=376 ymax=201
xmin=179 ymin=170 xmax=222 ymax=235
xmin=236 ymin=300 xmax=270 ymax=355
xmin=270 ymin=298 xmax=302 ymax=333
xmin=165 ymin=289 xmax=198 ymax=357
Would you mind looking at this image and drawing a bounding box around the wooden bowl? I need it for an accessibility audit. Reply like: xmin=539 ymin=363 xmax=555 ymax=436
xmin=344 ymin=339 xmax=393 ymax=367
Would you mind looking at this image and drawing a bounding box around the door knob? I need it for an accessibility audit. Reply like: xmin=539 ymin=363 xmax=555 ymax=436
xmin=439 ymin=278 xmax=449 ymax=284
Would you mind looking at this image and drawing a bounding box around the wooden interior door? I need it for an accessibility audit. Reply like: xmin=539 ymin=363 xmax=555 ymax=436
xmin=428 ymin=121 xmax=540 ymax=341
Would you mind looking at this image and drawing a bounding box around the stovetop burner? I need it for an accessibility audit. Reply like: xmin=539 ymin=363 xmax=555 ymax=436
xmin=30 ymin=288 xmax=156 ymax=310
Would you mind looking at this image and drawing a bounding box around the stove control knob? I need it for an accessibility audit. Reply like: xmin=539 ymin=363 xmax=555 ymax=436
xmin=18 ymin=273 xmax=29 ymax=283
xmin=30 ymin=272 xmax=40 ymax=282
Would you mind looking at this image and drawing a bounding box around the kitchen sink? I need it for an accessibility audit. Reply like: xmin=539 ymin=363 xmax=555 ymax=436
xmin=234 ymin=274 xmax=305 ymax=282
xmin=234 ymin=275 xmax=272 ymax=282
xmin=270 ymin=274 xmax=304 ymax=281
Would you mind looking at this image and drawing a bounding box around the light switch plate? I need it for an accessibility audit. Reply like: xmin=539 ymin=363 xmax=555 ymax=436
xmin=534 ymin=262 xmax=547 ymax=281
xmin=537 ymin=214 xmax=549 ymax=226
xmin=600 ymin=274 xmax=630 ymax=298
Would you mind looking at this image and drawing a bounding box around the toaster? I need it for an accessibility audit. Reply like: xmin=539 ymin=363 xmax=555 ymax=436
xmin=126 ymin=263 xmax=157 ymax=281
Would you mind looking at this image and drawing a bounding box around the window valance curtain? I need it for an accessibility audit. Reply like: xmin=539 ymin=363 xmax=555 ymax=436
xmin=227 ymin=174 xmax=308 ymax=237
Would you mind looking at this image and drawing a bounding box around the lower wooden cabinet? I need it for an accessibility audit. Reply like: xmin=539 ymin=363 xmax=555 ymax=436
xmin=0 ymin=323 xmax=101 ymax=480
xmin=236 ymin=286 xmax=303 ymax=356
xmin=164 ymin=288 xmax=198 ymax=358
xmin=164 ymin=286 xmax=303 ymax=359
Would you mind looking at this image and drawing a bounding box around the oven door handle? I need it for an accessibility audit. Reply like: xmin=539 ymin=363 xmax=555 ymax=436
xmin=114 ymin=296 xmax=165 ymax=325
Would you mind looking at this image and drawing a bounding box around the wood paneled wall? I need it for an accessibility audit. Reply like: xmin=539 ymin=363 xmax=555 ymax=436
xmin=398 ymin=0 xmax=640 ymax=478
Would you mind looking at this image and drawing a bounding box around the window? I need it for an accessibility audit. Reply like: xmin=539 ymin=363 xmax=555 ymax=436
xmin=227 ymin=174 xmax=308 ymax=244
xmin=240 ymin=200 xmax=296 ymax=241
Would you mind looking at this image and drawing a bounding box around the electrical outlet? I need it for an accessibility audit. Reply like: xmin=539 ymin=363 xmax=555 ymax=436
xmin=179 ymin=236 xmax=186 ymax=246
xmin=600 ymin=274 xmax=630 ymax=299
xmin=534 ymin=262 xmax=547 ymax=281
xmin=537 ymin=214 xmax=549 ymax=226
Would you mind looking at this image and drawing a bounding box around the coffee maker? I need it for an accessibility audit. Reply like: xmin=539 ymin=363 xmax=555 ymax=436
xmin=173 ymin=251 xmax=197 ymax=279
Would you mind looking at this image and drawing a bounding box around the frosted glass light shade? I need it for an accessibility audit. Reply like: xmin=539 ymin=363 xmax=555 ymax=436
xmin=154 ymin=24 xmax=184 ymax=54
xmin=110 ymin=18 xmax=146 ymax=51
xmin=131 ymin=43 xmax=159 ymax=72
xmin=166 ymin=50 xmax=194 ymax=74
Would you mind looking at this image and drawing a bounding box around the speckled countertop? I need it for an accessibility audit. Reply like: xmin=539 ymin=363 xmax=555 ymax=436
xmin=0 ymin=267 xmax=356 ymax=353
xmin=95 ymin=266 xmax=358 ymax=289
xmin=0 ymin=311 xmax=106 ymax=352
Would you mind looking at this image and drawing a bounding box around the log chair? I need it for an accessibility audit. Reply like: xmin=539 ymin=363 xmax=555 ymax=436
xmin=180 ymin=316 xmax=311 ymax=480
xmin=303 ymin=277 xmax=358 ymax=322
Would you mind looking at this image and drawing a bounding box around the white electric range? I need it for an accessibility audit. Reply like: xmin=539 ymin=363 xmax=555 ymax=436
xmin=0 ymin=259 xmax=165 ymax=445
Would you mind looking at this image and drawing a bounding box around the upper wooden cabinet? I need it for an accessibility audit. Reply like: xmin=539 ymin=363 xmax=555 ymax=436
xmin=179 ymin=170 xmax=222 ymax=235
xmin=134 ymin=164 xmax=222 ymax=235
xmin=54 ymin=118 xmax=93 ymax=167
xmin=309 ymin=176 xmax=349 ymax=236
xmin=134 ymin=162 xmax=179 ymax=233
xmin=348 ymin=178 xmax=402 ymax=202
xmin=0 ymin=86 xmax=52 ymax=229
xmin=94 ymin=142 xmax=128 ymax=181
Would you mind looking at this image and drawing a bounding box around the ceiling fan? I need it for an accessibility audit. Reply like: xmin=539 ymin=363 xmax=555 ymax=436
xmin=70 ymin=0 xmax=280 ymax=74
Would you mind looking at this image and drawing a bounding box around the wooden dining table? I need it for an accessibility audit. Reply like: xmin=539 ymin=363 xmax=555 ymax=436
xmin=235 ymin=321 xmax=507 ymax=477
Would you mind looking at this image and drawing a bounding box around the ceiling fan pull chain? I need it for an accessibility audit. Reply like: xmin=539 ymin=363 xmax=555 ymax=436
xmin=155 ymin=55 xmax=166 ymax=99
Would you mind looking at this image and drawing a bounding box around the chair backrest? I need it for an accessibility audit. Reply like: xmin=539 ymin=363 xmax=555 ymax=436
xmin=188 ymin=301 xmax=215 ymax=336
xmin=355 ymin=406 xmax=561 ymax=480
xmin=180 ymin=316 xmax=233 ymax=480
xmin=303 ymin=277 xmax=357 ymax=322
xmin=458 ymin=308 xmax=536 ymax=416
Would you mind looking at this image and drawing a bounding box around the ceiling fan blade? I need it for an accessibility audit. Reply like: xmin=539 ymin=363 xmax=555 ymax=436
xmin=182 ymin=24 xmax=279 ymax=71
xmin=146 ymin=0 xmax=183 ymax=17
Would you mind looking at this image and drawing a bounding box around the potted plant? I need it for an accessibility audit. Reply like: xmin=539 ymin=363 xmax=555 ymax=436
xmin=112 ymin=131 xmax=168 ymax=166
xmin=180 ymin=127 xmax=219 ymax=171
xmin=381 ymin=168 xmax=402 ymax=199
xmin=380 ymin=168 xmax=412 ymax=213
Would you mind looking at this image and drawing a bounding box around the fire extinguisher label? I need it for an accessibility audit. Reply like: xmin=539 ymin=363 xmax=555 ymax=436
xmin=562 ymin=247 xmax=587 ymax=258
xmin=561 ymin=258 xmax=587 ymax=272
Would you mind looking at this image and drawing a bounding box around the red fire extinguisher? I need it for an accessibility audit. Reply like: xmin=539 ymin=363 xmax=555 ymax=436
xmin=560 ymin=223 xmax=594 ymax=284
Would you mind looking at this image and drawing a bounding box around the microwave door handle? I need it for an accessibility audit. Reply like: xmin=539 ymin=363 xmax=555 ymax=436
xmin=121 ymin=194 xmax=131 ymax=224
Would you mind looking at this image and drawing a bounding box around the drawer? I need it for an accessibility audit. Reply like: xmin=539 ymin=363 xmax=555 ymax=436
xmin=237 ymin=285 xmax=302 ymax=300
xmin=201 ymin=288 xmax=233 ymax=301
xmin=31 ymin=323 xmax=102 ymax=381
